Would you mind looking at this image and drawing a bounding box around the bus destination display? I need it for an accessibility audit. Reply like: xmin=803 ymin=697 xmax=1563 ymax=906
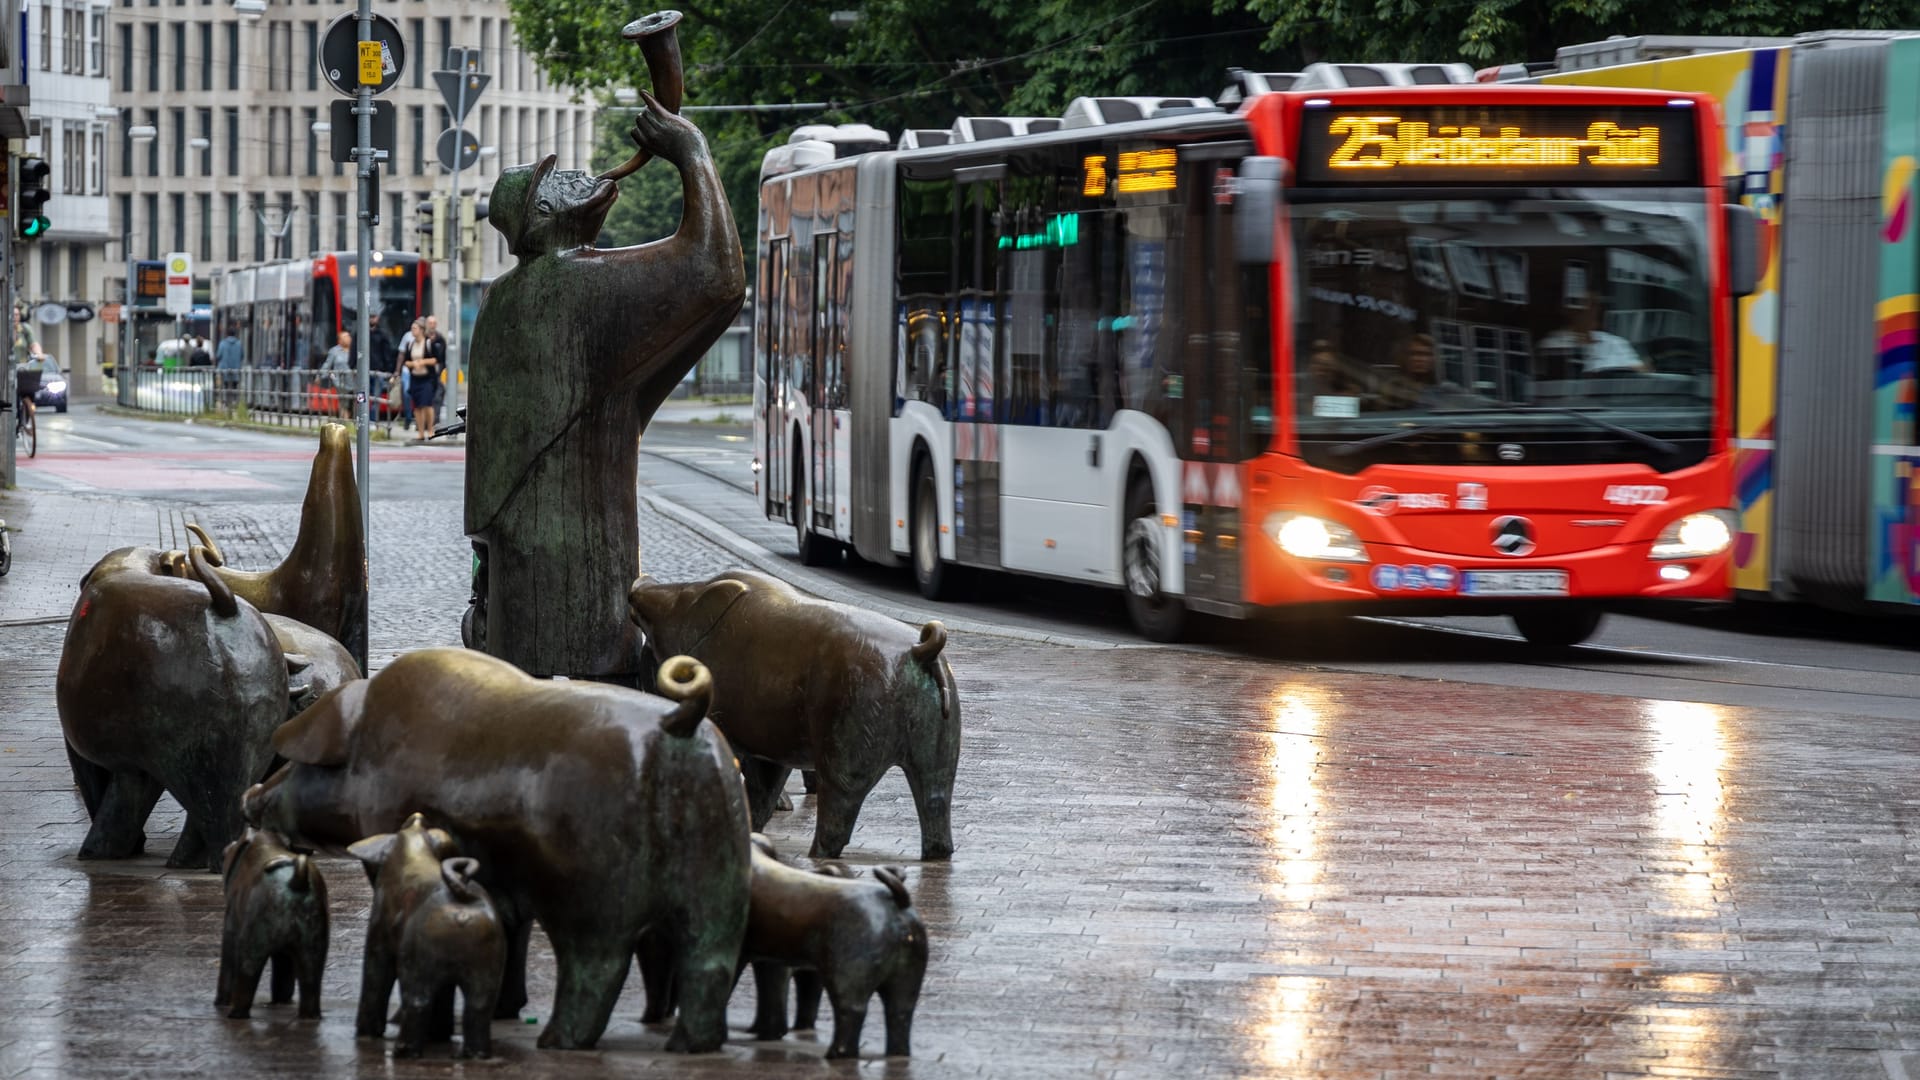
xmin=1295 ymin=105 xmax=1698 ymax=185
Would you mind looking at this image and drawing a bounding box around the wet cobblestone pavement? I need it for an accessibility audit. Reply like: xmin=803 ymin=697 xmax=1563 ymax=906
xmin=7 ymin=432 xmax=1920 ymax=1077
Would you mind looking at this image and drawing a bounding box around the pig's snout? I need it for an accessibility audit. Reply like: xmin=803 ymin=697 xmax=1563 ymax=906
xmin=241 ymin=770 xmax=284 ymax=827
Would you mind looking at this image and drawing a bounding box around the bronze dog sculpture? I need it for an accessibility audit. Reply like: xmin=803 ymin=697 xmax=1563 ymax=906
xmin=196 ymin=423 xmax=367 ymax=664
xmin=244 ymin=649 xmax=752 ymax=1052
xmin=58 ymin=544 xmax=288 ymax=871
xmin=350 ymin=813 xmax=504 ymax=1060
xmin=628 ymin=569 xmax=961 ymax=858
xmin=216 ymin=825 xmax=329 ymax=1020
xmin=642 ymin=834 xmax=928 ymax=1058
xmin=464 ymin=16 xmax=744 ymax=684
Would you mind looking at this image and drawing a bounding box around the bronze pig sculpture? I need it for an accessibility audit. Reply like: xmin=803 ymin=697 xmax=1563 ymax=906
xmin=216 ymin=825 xmax=329 ymax=1020
xmin=628 ymin=570 xmax=961 ymax=859
xmin=58 ymin=545 xmax=288 ymax=871
xmin=244 ymin=648 xmax=752 ymax=1052
xmin=350 ymin=813 xmax=504 ymax=1060
xmin=641 ymin=834 xmax=928 ymax=1058
xmin=196 ymin=422 xmax=368 ymax=663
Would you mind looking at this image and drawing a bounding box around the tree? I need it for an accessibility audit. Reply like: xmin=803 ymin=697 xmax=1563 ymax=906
xmin=1242 ymin=0 xmax=1920 ymax=67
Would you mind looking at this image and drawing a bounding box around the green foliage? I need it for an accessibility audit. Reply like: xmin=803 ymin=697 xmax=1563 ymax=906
xmin=590 ymin=110 xmax=775 ymax=255
xmin=1241 ymin=0 xmax=1920 ymax=65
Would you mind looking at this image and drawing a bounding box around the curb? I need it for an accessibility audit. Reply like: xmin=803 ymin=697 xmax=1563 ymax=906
xmin=93 ymin=404 xmax=461 ymax=444
xmin=641 ymin=492 xmax=1135 ymax=650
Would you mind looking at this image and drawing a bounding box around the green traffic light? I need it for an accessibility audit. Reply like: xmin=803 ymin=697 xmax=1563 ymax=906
xmin=19 ymin=215 xmax=48 ymax=239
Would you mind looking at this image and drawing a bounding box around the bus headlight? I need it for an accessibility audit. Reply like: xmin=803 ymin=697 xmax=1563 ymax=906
xmin=1651 ymin=510 xmax=1733 ymax=560
xmin=1266 ymin=513 xmax=1369 ymax=563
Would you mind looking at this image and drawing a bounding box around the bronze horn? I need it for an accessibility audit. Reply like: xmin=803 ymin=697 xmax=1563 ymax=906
xmin=598 ymin=10 xmax=685 ymax=183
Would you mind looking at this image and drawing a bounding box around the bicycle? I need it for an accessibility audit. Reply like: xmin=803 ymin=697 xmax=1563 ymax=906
xmin=7 ymin=368 xmax=35 ymax=460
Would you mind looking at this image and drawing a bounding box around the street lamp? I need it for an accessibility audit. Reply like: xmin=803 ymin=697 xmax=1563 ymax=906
xmin=232 ymin=0 xmax=265 ymax=19
xmin=127 ymin=124 xmax=156 ymax=141
xmin=312 ymin=121 xmax=332 ymax=135
xmin=613 ymin=87 xmax=639 ymax=106
xmin=188 ymin=137 xmax=209 ymax=151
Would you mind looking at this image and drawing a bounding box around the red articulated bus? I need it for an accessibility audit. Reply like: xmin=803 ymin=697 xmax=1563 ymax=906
xmin=753 ymin=71 xmax=1756 ymax=644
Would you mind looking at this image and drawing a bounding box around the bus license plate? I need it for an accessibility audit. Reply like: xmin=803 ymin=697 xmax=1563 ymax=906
xmin=1461 ymin=570 xmax=1569 ymax=596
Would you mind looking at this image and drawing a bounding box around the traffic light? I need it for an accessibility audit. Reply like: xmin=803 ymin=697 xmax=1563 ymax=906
xmin=458 ymin=197 xmax=484 ymax=269
xmin=16 ymin=156 xmax=49 ymax=241
xmin=417 ymin=193 xmax=447 ymax=261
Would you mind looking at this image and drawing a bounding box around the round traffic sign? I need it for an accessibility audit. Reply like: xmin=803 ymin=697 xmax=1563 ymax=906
xmin=436 ymin=127 xmax=480 ymax=172
xmin=319 ymin=13 xmax=406 ymax=97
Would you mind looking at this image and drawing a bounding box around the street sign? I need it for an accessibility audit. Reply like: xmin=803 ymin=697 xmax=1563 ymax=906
xmin=436 ymin=127 xmax=480 ymax=172
xmin=164 ymin=252 xmax=193 ymax=316
xmin=320 ymin=13 xmax=405 ymax=97
xmin=358 ymin=41 xmax=383 ymax=86
xmin=134 ymin=260 xmax=165 ymax=301
xmin=433 ymin=67 xmax=491 ymax=125
xmin=330 ymin=98 xmax=395 ymax=164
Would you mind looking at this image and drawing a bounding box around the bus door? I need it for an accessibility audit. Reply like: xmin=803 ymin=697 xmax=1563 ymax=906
xmin=762 ymin=237 xmax=791 ymax=519
xmin=953 ymin=174 xmax=1000 ymax=568
xmin=810 ymin=233 xmax=839 ymax=534
xmin=1175 ymin=147 xmax=1261 ymax=604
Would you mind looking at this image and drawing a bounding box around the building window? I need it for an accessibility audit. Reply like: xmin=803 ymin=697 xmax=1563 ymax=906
xmin=435 ymin=17 xmax=450 ymax=68
xmin=333 ymin=193 xmax=347 ymax=251
xmin=410 ymin=105 xmax=424 ymax=174
xmin=143 ymin=193 xmax=159 ymax=260
xmin=170 ymin=193 xmax=185 ymax=254
xmin=119 ymin=117 xmax=131 ymax=178
xmin=196 ymin=194 xmax=212 ymax=263
xmin=143 ymin=109 xmax=158 ymax=176
xmin=265 ymin=109 xmax=279 ymax=177
xmin=199 ymin=22 xmax=212 ymax=90
xmin=69 ymin=245 xmax=85 ymax=297
xmin=390 ymin=192 xmax=403 ymax=250
xmin=410 ymin=18 xmax=424 ymax=89
xmin=266 ymin=23 xmax=278 ymax=92
xmin=226 ymin=22 xmax=238 ymax=91
xmin=90 ymin=10 xmax=105 ymax=75
xmin=197 ymin=109 xmax=211 ymax=175
xmin=253 ymin=194 xmax=267 ymax=261
xmin=171 ymin=108 xmax=185 ymax=176
xmin=306 ymin=192 xmax=319 ymax=258
xmin=225 ymin=108 xmax=238 ymax=176
xmin=172 ymin=21 xmax=185 ymax=90
xmin=118 ymin=22 xmax=130 ymax=90
xmin=304 ymin=21 xmax=317 ymax=92
xmin=225 ymin=193 xmax=239 ymax=262
xmin=89 ymin=125 xmax=104 ymax=194
xmin=38 ymin=4 xmax=50 ymax=72
xmin=298 ymin=107 xmax=313 ymax=176
xmin=117 ymin=193 xmax=131 ymax=254
xmin=144 ymin=22 xmax=157 ymax=91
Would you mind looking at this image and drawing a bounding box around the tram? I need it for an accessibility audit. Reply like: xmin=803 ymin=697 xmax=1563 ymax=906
xmin=752 ymin=71 xmax=1756 ymax=643
xmin=210 ymin=251 xmax=432 ymax=373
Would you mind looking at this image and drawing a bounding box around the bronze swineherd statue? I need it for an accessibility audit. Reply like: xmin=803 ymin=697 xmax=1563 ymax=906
xmin=462 ymin=9 xmax=745 ymax=683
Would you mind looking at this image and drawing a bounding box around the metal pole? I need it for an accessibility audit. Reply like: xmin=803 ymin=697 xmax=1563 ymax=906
xmin=351 ymin=0 xmax=373 ymax=673
xmin=123 ymin=235 xmax=133 ymax=398
xmin=445 ymin=60 xmax=467 ymax=423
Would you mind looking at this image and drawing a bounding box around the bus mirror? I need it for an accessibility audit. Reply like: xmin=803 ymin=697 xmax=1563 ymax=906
xmin=1234 ymin=156 xmax=1286 ymax=265
xmin=1724 ymin=203 xmax=1759 ymax=299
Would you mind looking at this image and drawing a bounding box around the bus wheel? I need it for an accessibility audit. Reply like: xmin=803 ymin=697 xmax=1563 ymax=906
xmin=1122 ymin=476 xmax=1187 ymax=643
xmin=1511 ymin=608 xmax=1603 ymax=648
xmin=911 ymin=458 xmax=955 ymax=601
xmin=793 ymin=452 xmax=833 ymax=567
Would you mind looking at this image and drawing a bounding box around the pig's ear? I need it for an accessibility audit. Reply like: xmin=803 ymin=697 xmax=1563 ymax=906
xmin=347 ymin=833 xmax=396 ymax=868
xmin=272 ymin=680 xmax=367 ymax=765
xmin=426 ymin=828 xmax=459 ymax=858
xmin=683 ymin=578 xmax=749 ymax=640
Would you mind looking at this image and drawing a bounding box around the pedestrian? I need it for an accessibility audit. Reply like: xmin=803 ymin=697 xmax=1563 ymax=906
xmin=395 ymin=318 xmax=417 ymax=429
xmin=425 ymin=315 xmax=449 ymax=418
xmin=188 ymin=335 xmax=213 ymax=368
xmin=321 ymin=330 xmax=355 ymax=420
xmin=404 ymin=318 xmax=440 ymax=440
xmin=367 ymin=313 xmax=394 ymax=421
xmin=215 ymin=324 xmax=244 ymax=407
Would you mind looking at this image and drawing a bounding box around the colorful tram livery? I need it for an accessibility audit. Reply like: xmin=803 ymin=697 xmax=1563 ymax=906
xmin=1526 ymin=33 xmax=1920 ymax=613
xmin=753 ymin=84 xmax=1753 ymax=643
xmin=210 ymin=252 xmax=432 ymax=371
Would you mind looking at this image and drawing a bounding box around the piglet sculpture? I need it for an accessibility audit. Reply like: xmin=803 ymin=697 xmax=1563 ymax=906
xmin=628 ymin=569 xmax=961 ymax=859
xmin=216 ymin=826 xmax=329 ymax=1020
xmin=350 ymin=813 xmax=505 ymax=1060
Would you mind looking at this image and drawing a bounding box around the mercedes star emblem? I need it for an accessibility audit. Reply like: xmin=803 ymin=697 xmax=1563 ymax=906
xmin=1491 ymin=515 xmax=1535 ymax=556
xmin=1497 ymin=443 xmax=1525 ymax=462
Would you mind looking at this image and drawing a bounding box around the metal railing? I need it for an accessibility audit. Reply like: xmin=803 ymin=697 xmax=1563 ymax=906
xmin=115 ymin=364 xmax=407 ymax=434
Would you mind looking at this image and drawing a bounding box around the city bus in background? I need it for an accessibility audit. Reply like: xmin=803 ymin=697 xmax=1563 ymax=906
xmin=1495 ymin=32 xmax=1920 ymax=616
xmin=752 ymin=68 xmax=1756 ymax=643
xmin=211 ymin=251 xmax=432 ymax=372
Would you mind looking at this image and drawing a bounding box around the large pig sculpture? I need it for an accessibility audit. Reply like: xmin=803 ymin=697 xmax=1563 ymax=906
xmin=58 ymin=545 xmax=289 ymax=871
xmin=243 ymin=648 xmax=752 ymax=1052
xmin=628 ymin=569 xmax=961 ymax=859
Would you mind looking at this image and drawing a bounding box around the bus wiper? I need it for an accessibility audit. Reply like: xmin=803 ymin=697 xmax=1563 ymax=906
xmin=1490 ymin=406 xmax=1678 ymax=456
xmin=1327 ymin=422 xmax=1466 ymax=458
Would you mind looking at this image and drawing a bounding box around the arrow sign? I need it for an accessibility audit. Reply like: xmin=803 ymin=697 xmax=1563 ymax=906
xmin=433 ymin=69 xmax=490 ymax=125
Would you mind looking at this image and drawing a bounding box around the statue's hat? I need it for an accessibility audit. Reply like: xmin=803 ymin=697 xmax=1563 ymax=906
xmin=489 ymin=153 xmax=558 ymax=257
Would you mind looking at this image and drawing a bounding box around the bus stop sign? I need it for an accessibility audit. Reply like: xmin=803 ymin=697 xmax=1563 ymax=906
xmin=320 ymin=13 xmax=405 ymax=97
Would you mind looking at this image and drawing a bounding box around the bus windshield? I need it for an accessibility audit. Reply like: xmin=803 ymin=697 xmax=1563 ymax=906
xmin=1288 ymin=189 xmax=1714 ymax=473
